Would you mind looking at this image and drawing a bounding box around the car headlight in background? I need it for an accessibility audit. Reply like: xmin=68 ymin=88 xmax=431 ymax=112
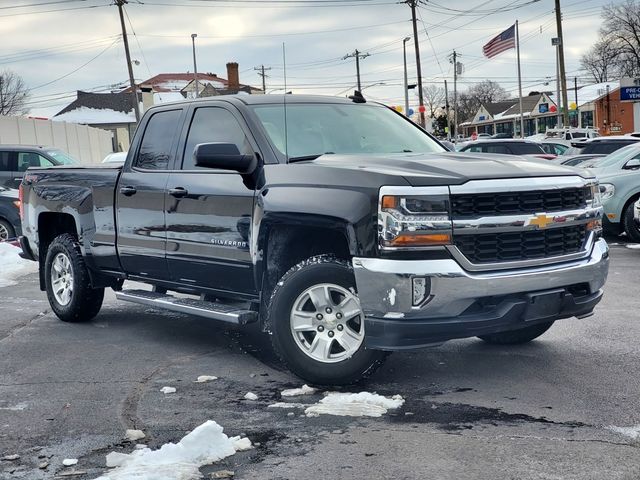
xmin=379 ymin=186 xmax=452 ymax=249
xmin=598 ymin=183 xmax=615 ymax=202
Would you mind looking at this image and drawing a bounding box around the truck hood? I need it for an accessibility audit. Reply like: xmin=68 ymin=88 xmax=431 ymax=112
xmin=310 ymin=152 xmax=590 ymax=186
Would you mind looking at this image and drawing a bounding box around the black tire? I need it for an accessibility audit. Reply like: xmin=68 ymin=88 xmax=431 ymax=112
xmin=44 ymin=233 xmax=104 ymax=322
xmin=0 ymin=218 xmax=15 ymax=241
xmin=622 ymin=200 xmax=640 ymax=243
xmin=478 ymin=321 xmax=554 ymax=345
xmin=268 ymin=255 xmax=387 ymax=386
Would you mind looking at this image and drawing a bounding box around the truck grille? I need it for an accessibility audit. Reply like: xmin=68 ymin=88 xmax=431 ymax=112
xmin=453 ymin=225 xmax=587 ymax=264
xmin=451 ymin=187 xmax=588 ymax=218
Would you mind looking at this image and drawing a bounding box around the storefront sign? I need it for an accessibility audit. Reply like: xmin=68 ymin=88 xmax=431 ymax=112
xmin=620 ymin=77 xmax=640 ymax=102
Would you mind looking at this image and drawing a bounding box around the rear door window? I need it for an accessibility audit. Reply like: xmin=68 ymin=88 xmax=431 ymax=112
xmin=485 ymin=144 xmax=509 ymax=154
xmin=508 ymin=143 xmax=544 ymax=155
xmin=134 ymin=109 xmax=182 ymax=170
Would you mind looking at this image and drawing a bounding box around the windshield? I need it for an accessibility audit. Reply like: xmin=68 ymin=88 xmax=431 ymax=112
xmin=590 ymin=143 xmax=640 ymax=168
xmin=252 ymin=103 xmax=445 ymax=160
xmin=46 ymin=149 xmax=79 ymax=165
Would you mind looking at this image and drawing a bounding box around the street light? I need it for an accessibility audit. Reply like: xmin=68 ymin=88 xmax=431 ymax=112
xmin=191 ymin=33 xmax=198 ymax=99
xmin=403 ymin=37 xmax=411 ymax=117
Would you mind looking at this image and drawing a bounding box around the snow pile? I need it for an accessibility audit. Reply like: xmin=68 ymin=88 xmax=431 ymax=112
xmin=97 ymin=420 xmax=251 ymax=480
xmin=160 ymin=386 xmax=176 ymax=394
xmin=305 ymin=392 xmax=405 ymax=418
xmin=244 ymin=392 xmax=258 ymax=401
xmin=0 ymin=243 xmax=38 ymax=287
xmin=195 ymin=375 xmax=218 ymax=383
xmin=607 ymin=424 xmax=640 ymax=440
xmin=267 ymin=402 xmax=308 ymax=409
xmin=281 ymin=385 xmax=317 ymax=397
xmin=124 ymin=430 xmax=145 ymax=442
xmin=62 ymin=458 xmax=78 ymax=466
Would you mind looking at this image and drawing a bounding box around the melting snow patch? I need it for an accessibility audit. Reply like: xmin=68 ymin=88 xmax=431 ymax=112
xmin=62 ymin=459 xmax=78 ymax=466
xmin=0 ymin=243 xmax=38 ymax=287
xmin=244 ymin=392 xmax=258 ymax=401
xmin=387 ymin=288 xmax=397 ymax=306
xmin=281 ymin=385 xmax=317 ymax=397
xmin=97 ymin=420 xmax=251 ymax=480
xmin=124 ymin=429 xmax=146 ymax=442
xmin=626 ymin=244 xmax=640 ymax=250
xmin=268 ymin=402 xmax=309 ymax=409
xmin=195 ymin=375 xmax=218 ymax=383
xmin=160 ymin=386 xmax=176 ymax=394
xmin=304 ymin=392 xmax=404 ymax=418
xmin=607 ymin=424 xmax=640 ymax=440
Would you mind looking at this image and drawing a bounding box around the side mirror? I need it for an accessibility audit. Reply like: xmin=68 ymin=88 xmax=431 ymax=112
xmin=194 ymin=143 xmax=257 ymax=174
xmin=623 ymin=158 xmax=640 ymax=170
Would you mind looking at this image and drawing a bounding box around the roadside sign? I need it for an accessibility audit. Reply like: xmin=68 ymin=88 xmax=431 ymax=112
xmin=551 ymin=37 xmax=561 ymax=46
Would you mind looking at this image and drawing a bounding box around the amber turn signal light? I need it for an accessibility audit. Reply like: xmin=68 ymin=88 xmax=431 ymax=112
xmin=388 ymin=233 xmax=451 ymax=246
xmin=381 ymin=195 xmax=398 ymax=209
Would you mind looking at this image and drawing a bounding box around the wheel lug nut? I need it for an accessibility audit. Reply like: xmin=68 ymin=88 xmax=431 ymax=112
xmin=317 ymin=325 xmax=324 ymax=332
xmin=316 ymin=313 xmax=323 ymax=320
xmin=328 ymin=330 xmax=334 ymax=338
xmin=337 ymin=324 xmax=343 ymax=331
xmin=336 ymin=312 xmax=343 ymax=319
xmin=325 ymin=307 xmax=332 ymax=314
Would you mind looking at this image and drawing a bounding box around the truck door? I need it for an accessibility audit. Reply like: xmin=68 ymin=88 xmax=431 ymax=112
xmin=165 ymin=105 xmax=257 ymax=295
xmin=116 ymin=108 xmax=183 ymax=281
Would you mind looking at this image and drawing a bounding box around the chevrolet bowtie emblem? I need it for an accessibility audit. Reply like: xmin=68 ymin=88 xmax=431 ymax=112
xmin=529 ymin=214 xmax=553 ymax=229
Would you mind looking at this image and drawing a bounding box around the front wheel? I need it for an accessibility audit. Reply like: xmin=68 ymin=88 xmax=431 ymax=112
xmin=45 ymin=233 xmax=104 ymax=322
xmin=268 ymin=255 xmax=387 ymax=385
xmin=623 ymin=201 xmax=640 ymax=243
xmin=478 ymin=321 xmax=554 ymax=345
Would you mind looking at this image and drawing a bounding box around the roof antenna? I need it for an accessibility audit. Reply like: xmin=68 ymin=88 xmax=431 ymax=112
xmin=349 ymin=90 xmax=366 ymax=103
xmin=283 ymin=42 xmax=289 ymax=162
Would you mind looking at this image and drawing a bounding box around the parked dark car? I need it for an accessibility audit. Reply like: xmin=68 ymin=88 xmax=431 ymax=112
xmin=0 ymin=187 xmax=20 ymax=241
xmin=565 ymin=136 xmax=640 ymax=156
xmin=0 ymin=145 xmax=78 ymax=189
xmin=458 ymin=139 xmax=550 ymax=158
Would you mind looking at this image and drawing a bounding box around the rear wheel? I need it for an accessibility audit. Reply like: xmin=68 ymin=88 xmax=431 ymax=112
xmin=0 ymin=219 xmax=15 ymax=241
xmin=268 ymin=255 xmax=387 ymax=385
xmin=623 ymin=201 xmax=640 ymax=243
xmin=478 ymin=321 xmax=554 ymax=345
xmin=45 ymin=233 xmax=104 ymax=322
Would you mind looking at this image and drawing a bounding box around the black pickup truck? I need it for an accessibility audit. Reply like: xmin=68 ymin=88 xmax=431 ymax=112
xmin=19 ymin=94 xmax=609 ymax=384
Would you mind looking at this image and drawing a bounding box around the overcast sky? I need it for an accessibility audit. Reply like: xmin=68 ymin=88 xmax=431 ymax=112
xmin=0 ymin=0 xmax=612 ymax=117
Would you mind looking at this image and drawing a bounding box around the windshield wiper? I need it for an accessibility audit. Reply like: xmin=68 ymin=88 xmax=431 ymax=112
xmin=288 ymin=152 xmax=334 ymax=163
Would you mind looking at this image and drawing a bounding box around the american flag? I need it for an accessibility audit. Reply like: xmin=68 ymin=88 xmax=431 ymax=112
xmin=482 ymin=25 xmax=516 ymax=59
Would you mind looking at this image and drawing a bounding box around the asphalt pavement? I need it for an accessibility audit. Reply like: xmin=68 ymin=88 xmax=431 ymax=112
xmin=1 ymin=240 xmax=639 ymax=480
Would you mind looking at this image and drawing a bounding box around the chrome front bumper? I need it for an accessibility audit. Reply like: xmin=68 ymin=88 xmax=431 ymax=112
xmin=352 ymin=238 xmax=610 ymax=349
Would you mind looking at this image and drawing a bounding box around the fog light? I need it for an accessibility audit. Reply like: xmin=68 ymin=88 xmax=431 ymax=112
xmin=412 ymin=277 xmax=431 ymax=306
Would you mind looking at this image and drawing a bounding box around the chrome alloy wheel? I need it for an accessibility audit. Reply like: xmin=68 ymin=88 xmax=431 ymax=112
xmin=0 ymin=223 xmax=9 ymax=241
xmin=51 ymin=252 xmax=73 ymax=306
xmin=290 ymin=283 xmax=365 ymax=363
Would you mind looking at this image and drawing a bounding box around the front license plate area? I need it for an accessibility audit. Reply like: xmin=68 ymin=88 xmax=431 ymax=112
xmin=523 ymin=289 xmax=565 ymax=321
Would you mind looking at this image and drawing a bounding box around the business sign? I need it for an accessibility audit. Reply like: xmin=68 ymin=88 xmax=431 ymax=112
xmin=620 ymin=77 xmax=640 ymax=102
xmin=538 ymin=103 xmax=549 ymax=113
xmin=478 ymin=115 xmax=486 ymax=121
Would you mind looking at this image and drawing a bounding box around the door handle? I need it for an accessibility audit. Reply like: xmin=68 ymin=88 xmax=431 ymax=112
xmin=168 ymin=187 xmax=188 ymax=198
xmin=119 ymin=186 xmax=137 ymax=196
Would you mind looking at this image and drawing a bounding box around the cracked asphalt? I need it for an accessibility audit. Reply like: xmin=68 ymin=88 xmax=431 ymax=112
xmin=1 ymin=240 xmax=639 ymax=480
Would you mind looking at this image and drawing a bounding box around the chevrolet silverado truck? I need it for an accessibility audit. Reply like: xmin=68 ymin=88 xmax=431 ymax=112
xmin=19 ymin=95 xmax=609 ymax=385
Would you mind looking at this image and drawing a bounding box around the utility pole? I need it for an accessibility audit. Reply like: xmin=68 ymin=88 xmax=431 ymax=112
xmin=115 ymin=0 xmax=140 ymax=122
xmin=191 ymin=33 xmax=198 ymax=98
xmin=254 ymin=65 xmax=272 ymax=93
xmin=554 ymin=0 xmax=569 ymax=127
xmin=406 ymin=0 xmax=425 ymax=128
xmin=450 ymin=50 xmax=459 ymax=139
xmin=574 ymin=76 xmax=578 ymax=127
xmin=554 ymin=40 xmax=561 ymax=127
xmin=343 ymin=49 xmax=369 ymax=92
xmin=444 ymin=80 xmax=450 ymax=141
xmin=403 ymin=37 xmax=411 ymax=118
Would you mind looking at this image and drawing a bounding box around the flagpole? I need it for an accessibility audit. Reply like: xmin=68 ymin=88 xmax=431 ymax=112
xmin=516 ymin=20 xmax=524 ymax=138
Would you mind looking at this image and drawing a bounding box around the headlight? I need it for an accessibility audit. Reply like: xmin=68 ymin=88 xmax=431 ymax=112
xmin=584 ymin=181 xmax=602 ymax=208
xmin=598 ymin=183 xmax=615 ymax=202
xmin=378 ymin=186 xmax=452 ymax=249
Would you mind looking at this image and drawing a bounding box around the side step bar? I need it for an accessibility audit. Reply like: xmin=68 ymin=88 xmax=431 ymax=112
xmin=115 ymin=289 xmax=258 ymax=325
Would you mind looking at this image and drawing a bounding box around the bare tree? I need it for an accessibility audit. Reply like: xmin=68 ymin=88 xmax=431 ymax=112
xmin=580 ymin=39 xmax=620 ymax=82
xmin=456 ymin=80 xmax=508 ymax=123
xmin=422 ymin=85 xmax=445 ymax=118
xmin=600 ymin=0 xmax=640 ymax=76
xmin=0 ymin=70 xmax=29 ymax=116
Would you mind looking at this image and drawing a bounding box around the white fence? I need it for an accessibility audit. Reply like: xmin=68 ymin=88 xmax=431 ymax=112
xmin=0 ymin=116 xmax=113 ymax=164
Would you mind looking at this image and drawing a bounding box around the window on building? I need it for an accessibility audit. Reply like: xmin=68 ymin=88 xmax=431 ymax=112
xmin=581 ymin=111 xmax=594 ymax=128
